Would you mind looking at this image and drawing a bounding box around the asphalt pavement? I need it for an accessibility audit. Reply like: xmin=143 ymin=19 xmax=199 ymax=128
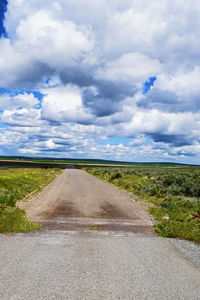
xmin=0 ymin=229 xmax=200 ymax=300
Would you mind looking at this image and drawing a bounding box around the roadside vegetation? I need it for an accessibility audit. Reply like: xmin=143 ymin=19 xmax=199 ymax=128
xmin=0 ymin=167 xmax=61 ymax=234
xmin=84 ymin=166 xmax=200 ymax=242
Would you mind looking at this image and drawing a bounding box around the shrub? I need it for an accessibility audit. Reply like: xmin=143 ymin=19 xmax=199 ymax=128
xmin=154 ymin=220 xmax=200 ymax=241
xmin=110 ymin=172 xmax=122 ymax=180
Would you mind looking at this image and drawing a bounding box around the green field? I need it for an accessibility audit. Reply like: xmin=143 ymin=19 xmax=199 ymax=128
xmin=85 ymin=166 xmax=200 ymax=242
xmin=0 ymin=167 xmax=61 ymax=234
xmin=1 ymin=155 xmax=195 ymax=167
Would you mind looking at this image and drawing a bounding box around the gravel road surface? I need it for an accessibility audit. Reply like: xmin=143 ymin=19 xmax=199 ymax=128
xmin=0 ymin=169 xmax=200 ymax=300
xmin=0 ymin=230 xmax=200 ymax=300
xmin=20 ymin=169 xmax=155 ymax=233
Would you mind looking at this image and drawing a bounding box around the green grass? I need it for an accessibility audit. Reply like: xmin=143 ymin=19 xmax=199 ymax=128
xmin=88 ymin=226 xmax=101 ymax=231
xmin=0 ymin=207 xmax=42 ymax=234
xmin=84 ymin=167 xmax=200 ymax=242
xmin=0 ymin=168 xmax=61 ymax=207
xmin=0 ymin=167 xmax=61 ymax=234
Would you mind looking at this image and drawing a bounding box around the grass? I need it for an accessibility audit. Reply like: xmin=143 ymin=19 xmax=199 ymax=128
xmin=88 ymin=226 xmax=101 ymax=231
xmin=84 ymin=167 xmax=200 ymax=242
xmin=0 ymin=167 xmax=61 ymax=234
xmin=0 ymin=207 xmax=42 ymax=234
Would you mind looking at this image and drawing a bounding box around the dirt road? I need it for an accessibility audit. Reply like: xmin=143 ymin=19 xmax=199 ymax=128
xmin=21 ymin=169 xmax=154 ymax=233
xmin=1 ymin=168 xmax=200 ymax=299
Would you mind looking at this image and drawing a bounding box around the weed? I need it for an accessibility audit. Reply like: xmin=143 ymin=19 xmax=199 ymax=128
xmin=88 ymin=226 xmax=101 ymax=231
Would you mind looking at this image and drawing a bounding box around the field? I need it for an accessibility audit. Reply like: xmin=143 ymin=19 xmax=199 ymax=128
xmin=0 ymin=155 xmax=140 ymax=165
xmin=1 ymin=155 xmax=193 ymax=167
xmin=0 ymin=167 xmax=61 ymax=233
xmin=85 ymin=166 xmax=200 ymax=242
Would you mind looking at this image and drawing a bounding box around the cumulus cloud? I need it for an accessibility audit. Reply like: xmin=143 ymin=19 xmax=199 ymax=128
xmin=137 ymin=66 xmax=200 ymax=113
xmin=0 ymin=0 xmax=200 ymax=163
xmin=0 ymin=9 xmax=94 ymax=87
xmin=0 ymin=92 xmax=39 ymax=110
xmin=96 ymin=53 xmax=162 ymax=85
xmin=41 ymin=85 xmax=93 ymax=124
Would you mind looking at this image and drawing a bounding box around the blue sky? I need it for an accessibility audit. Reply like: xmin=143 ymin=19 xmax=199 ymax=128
xmin=0 ymin=0 xmax=7 ymax=36
xmin=0 ymin=0 xmax=200 ymax=163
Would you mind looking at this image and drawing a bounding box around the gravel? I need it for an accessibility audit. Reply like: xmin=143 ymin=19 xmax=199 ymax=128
xmin=170 ymin=238 xmax=200 ymax=269
xmin=0 ymin=230 xmax=200 ymax=300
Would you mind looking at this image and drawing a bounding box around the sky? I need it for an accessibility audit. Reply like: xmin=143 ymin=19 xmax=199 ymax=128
xmin=0 ymin=0 xmax=200 ymax=163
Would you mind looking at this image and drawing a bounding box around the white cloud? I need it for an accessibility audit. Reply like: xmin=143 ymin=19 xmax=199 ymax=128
xmin=124 ymin=109 xmax=199 ymax=137
xmin=0 ymin=0 xmax=200 ymax=163
xmin=104 ymin=0 xmax=200 ymax=66
xmin=16 ymin=10 xmax=93 ymax=65
xmin=156 ymin=67 xmax=200 ymax=96
xmin=96 ymin=53 xmax=162 ymax=86
xmin=41 ymin=85 xmax=93 ymax=123
xmin=0 ymin=93 xmax=39 ymax=110
xmin=0 ymin=9 xmax=94 ymax=87
xmin=0 ymin=108 xmax=42 ymax=127
xmin=19 ymin=148 xmax=40 ymax=154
